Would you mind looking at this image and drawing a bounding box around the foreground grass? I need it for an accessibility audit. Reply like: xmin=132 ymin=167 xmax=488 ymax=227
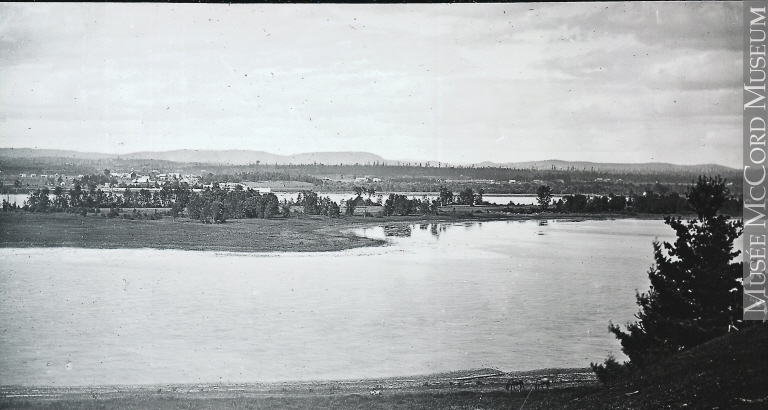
xmin=0 ymin=368 xmax=599 ymax=410
xmin=0 ymin=389 xmax=599 ymax=410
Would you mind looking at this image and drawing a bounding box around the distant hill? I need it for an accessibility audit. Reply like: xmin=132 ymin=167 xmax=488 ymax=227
xmin=0 ymin=148 xmax=119 ymax=160
xmin=0 ymin=148 xmax=738 ymax=172
xmin=0 ymin=148 xmax=385 ymax=166
xmin=121 ymin=150 xmax=385 ymax=165
xmin=472 ymin=159 xmax=739 ymax=174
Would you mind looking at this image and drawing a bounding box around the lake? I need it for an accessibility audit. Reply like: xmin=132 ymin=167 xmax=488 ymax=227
xmin=0 ymin=219 xmax=701 ymax=387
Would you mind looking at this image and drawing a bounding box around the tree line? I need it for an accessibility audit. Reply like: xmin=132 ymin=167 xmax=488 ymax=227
xmin=7 ymin=177 xmax=741 ymax=221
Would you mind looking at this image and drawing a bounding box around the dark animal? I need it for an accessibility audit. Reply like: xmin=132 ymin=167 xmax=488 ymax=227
xmin=505 ymin=379 xmax=524 ymax=392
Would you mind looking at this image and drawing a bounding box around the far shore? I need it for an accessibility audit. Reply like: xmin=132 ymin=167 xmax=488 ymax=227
xmin=0 ymin=211 xmax=673 ymax=253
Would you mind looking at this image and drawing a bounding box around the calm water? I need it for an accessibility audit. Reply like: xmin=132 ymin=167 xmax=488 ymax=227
xmin=0 ymin=219 xmax=698 ymax=386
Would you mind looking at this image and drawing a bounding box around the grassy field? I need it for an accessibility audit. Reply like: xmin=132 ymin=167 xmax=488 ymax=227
xmin=0 ymin=210 xmax=664 ymax=253
xmin=0 ymin=212 xmax=387 ymax=253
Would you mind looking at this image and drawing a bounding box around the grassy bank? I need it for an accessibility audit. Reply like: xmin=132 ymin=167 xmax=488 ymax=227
xmin=0 ymin=368 xmax=598 ymax=410
xmin=0 ymin=211 xmax=665 ymax=253
xmin=0 ymin=212 xmax=386 ymax=253
xmin=1 ymin=324 xmax=766 ymax=409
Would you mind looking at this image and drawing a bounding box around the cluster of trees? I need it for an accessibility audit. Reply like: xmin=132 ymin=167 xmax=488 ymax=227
xmin=296 ymin=190 xmax=341 ymax=217
xmin=438 ymin=186 xmax=484 ymax=206
xmin=551 ymin=193 xmax=628 ymax=213
xmin=382 ymin=194 xmax=439 ymax=216
xmin=591 ymin=176 xmax=751 ymax=384
xmin=14 ymin=182 xmax=351 ymax=224
xmin=179 ymin=188 xmax=344 ymax=222
xmin=532 ymin=184 xmax=740 ymax=215
xmin=1 ymin=200 xmax=20 ymax=211
xmin=184 ymin=188 xmax=281 ymax=223
xmin=17 ymin=184 xmax=193 ymax=213
xmin=199 ymin=171 xmax=320 ymax=185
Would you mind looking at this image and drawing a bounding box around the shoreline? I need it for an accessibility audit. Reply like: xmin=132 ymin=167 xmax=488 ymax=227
xmin=0 ymin=367 xmax=598 ymax=400
xmin=0 ymin=211 xmax=673 ymax=254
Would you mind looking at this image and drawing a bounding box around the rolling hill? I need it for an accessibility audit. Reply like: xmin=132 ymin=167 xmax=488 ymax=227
xmin=472 ymin=159 xmax=738 ymax=173
xmin=0 ymin=148 xmax=739 ymax=172
xmin=0 ymin=148 xmax=384 ymax=166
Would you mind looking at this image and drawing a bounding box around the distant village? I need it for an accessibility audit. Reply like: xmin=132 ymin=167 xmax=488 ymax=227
xmin=9 ymin=170 xmax=625 ymax=193
xmin=10 ymin=170 xmax=202 ymax=190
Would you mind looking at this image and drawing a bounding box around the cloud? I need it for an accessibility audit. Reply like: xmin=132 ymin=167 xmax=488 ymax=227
xmin=543 ymin=2 xmax=742 ymax=51
xmin=0 ymin=3 xmax=744 ymax=167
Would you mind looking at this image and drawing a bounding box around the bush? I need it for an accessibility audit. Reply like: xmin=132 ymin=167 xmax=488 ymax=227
xmin=591 ymin=354 xmax=630 ymax=385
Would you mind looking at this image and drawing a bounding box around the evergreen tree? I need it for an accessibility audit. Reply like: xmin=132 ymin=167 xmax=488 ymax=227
xmin=536 ymin=185 xmax=553 ymax=209
xmin=606 ymin=176 xmax=744 ymax=369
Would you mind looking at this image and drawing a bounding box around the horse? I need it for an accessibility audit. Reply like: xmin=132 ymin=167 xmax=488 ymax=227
xmin=505 ymin=379 xmax=525 ymax=392
xmin=535 ymin=378 xmax=551 ymax=390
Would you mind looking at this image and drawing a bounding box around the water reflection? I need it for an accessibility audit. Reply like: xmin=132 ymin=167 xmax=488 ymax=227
xmin=384 ymin=225 xmax=412 ymax=237
xmin=1 ymin=219 xmax=693 ymax=386
xmin=356 ymin=223 xmax=454 ymax=240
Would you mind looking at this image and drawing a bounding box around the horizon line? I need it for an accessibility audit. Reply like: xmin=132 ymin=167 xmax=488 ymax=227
xmin=0 ymin=146 xmax=741 ymax=170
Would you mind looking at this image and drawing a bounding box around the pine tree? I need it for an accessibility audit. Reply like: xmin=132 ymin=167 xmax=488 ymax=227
xmin=607 ymin=176 xmax=744 ymax=368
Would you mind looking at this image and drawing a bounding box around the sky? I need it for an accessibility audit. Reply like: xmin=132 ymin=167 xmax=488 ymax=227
xmin=0 ymin=2 xmax=743 ymax=167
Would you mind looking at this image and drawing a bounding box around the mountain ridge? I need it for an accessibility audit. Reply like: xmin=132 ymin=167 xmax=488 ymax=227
xmin=471 ymin=159 xmax=737 ymax=173
xmin=0 ymin=148 xmax=740 ymax=172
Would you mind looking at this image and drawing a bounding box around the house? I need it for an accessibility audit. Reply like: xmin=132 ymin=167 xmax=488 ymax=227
xmin=239 ymin=181 xmax=272 ymax=193
xmin=352 ymin=205 xmax=384 ymax=217
xmin=221 ymin=182 xmax=242 ymax=190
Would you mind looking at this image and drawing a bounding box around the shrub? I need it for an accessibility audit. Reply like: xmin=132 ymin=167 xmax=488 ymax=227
xmin=591 ymin=354 xmax=630 ymax=385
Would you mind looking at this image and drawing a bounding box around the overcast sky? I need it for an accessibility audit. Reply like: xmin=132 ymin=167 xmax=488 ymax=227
xmin=0 ymin=3 xmax=743 ymax=167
